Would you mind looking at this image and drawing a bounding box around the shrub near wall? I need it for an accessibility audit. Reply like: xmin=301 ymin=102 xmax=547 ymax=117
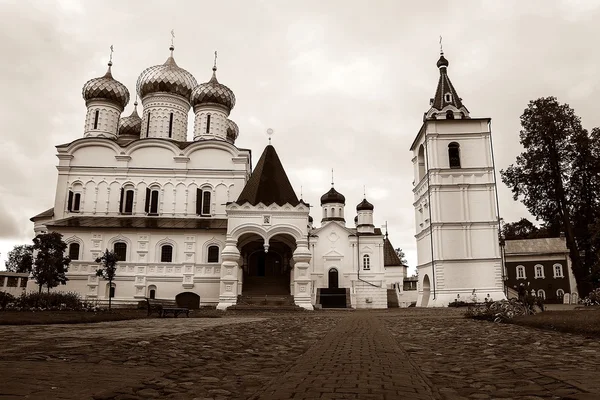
xmin=15 ymin=292 xmax=87 ymax=311
xmin=0 ymin=292 xmax=16 ymax=310
xmin=583 ymin=288 xmax=600 ymax=306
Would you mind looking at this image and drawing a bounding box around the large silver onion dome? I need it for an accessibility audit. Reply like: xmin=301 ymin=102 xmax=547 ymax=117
xmin=82 ymin=62 xmax=130 ymax=109
xmin=226 ymin=119 xmax=239 ymax=143
xmin=191 ymin=66 xmax=236 ymax=112
xmin=136 ymin=46 xmax=197 ymax=100
xmin=118 ymin=101 xmax=142 ymax=137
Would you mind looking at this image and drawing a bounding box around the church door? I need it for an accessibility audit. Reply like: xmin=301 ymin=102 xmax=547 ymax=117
xmin=328 ymin=268 xmax=339 ymax=289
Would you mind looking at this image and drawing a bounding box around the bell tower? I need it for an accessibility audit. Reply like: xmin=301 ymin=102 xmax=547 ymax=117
xmin=410 ymin=50 xmax=505 ymax=307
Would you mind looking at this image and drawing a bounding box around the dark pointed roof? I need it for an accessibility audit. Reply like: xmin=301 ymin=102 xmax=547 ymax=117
xmin=236 ymin=145 xmax=300 ymax=207
xmin=430 ymin=53 xmax=465 ymax=112
xmin=320 ymin=187 xmax=345 ymax=205
xmin=383 ymin=236 xmax=403 ymax=267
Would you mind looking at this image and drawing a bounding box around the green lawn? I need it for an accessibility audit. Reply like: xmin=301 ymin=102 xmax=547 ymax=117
xmin=510 ymin=309 xmax=600 ymax=337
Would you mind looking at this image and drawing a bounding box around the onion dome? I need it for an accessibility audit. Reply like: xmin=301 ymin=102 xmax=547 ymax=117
xmin=136 ymin=46 xmax=197 ymax=99
xmin=226 ymin=119 xmax=239 ymax=142
xmin=118 ymin=101 xmax=142 ymax=136
xmin=437 ymin=54 xmax=449 ymax=69
xmin=191 ymin=65 xmax=236 ymax=112
xmin=356 ymin=198 xmax=374 ymax=211
xmin=82 ymin=61 xmax=130 ymax=109
xmin=320 ymin=187 xmax=345 ymax=205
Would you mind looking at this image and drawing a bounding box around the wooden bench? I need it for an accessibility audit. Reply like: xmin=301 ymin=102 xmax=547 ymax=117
xmin=145 ymin=298 xmax=190 ymax=318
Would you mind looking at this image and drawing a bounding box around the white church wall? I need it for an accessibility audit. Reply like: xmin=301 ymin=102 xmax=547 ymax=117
xmin=353 ymin=281 xmax=387 ymax=309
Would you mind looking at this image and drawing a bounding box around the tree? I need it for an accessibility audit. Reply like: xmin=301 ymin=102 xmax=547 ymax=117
xmin=96 ymin=249 xmax=119 ymax=310
xmin=394 ymin=248 xmax=408 ymax=265
xmin=501 ymin=97 xmax=597 ymax=296
xmin=5 ymin=244 xmax=34 ymax=273
xmin=501 ymin=218 xmax=556 ymax=240
xmin=31 ymin=232 xmax=71 ymax=293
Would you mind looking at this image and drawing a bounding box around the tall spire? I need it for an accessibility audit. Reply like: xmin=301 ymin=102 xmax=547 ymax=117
xmin=425 ymin=42 xmax=470 ymax=120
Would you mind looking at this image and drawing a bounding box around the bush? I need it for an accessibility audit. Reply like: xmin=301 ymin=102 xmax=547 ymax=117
xmin=465 ymin=299 xmax=531 ymax=323
xmin=448 ymin=300 xmax=470 ymax=308
xmin=583 ymin=288 xmax=600 ymax=306
xmin=0 ymin=292 xmax=16 ymax=310
xmin=16 ymin=292 xmax=86 ymax=311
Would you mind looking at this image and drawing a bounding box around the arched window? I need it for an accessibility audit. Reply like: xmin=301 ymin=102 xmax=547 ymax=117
xmin=446 ymin=110 xmax=455 ymax=119
xmin=363 ymin=254 xmax=371 ymax=270
xmin=331 ymin=207 xmax=335 ymax=217
xmin=67 ymin=186 xmax=82 ymax=213
xmin=537 ymin=289 xmax=545 ymax=300
xmin=168 ymin=112 xmax=174 ymax=138
xmin=556 ymin=289 xmax=565 ymax=299
xmin=148 ymin=285 xmax=157 ymax=299
xmin=196 ymin=188 xmax=211 ymax=216
xmin=107 ymin=283 xmax=116 ymax=298
xmin=324 ymin=208 xmax=328 ymax=218
xmin=448 ymin=142 xmax=461 ymax=169
xmin=145 ymin=187 xmax=160 ymax=215
xmin=534 ymin=264 xmax=544 ymax=279
xmin=207 ymin=245 xmax=219 ymax=263
xmin=113 ymin=242 xmax=127 ymax=261
xmin=206 ymin=114 xmax=211 ymax=133
xmin=444 ymin=93 xmax=452 ymax=103
xmin=417 ymin=144 xmax=425 ymax=181
xmin=553 ymin=263 xmax=564 ymax=278
xmin=516 ymin=265 xmax=526 ymax=279
xmin=93 ymin=110 xmax=99 ymax=129
xmin=338 ymin=207 xmax=342 ymax=216
xmin=68 ymin=243 xmax=80 ymax=260
xmin=120 ymin=186 xmax=135 ymax=214
xmin=161 ymin=244 xmax=173 ymax=263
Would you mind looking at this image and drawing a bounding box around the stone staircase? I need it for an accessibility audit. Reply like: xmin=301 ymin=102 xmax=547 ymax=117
xmin=227 ymin=276 xmax=303 ymax=311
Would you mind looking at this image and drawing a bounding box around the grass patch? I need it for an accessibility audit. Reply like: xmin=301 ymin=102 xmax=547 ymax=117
xmin=510 ymin=309 xmax=600 ymax=338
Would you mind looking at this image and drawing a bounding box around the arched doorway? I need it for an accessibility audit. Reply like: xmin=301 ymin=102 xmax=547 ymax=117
xmin=239 ymin=233 xmax=296 ymax=296
xmin=176 ymin=292 xmax=200 ymax=309
xmin=328 ymin=268 xmax=339 ymax=289
xmin=421 ymin=274 xmax=431 ymax=307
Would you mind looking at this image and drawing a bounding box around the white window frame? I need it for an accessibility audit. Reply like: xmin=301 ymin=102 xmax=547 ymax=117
xmin=516 ymin=265 xmax=526 ymax=280
xmin=534 ymin=264 xmax=545 ymax=279
xmin=444 ymin=92 xmax=452 ymax=103
xmin=537 ymin=289 xmax=545 ymax=299
xmin=363 ymin=254 xmax=371 ymax=271
xmin=556 ymin=289 xmax=565 ymax=298
xmin=553 ymin=263 xmax=564 ymax=278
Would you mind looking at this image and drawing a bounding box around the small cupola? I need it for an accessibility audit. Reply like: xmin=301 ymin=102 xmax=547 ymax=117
xmin=320 ymin=180 xmax=346 ymax=226
xmin=118 ymin=101 xmax=142 ymax=139
xmin=82 ymin=50 xmax=130 ymax=138
xmin=356 ymin=198 xmax=375 ymax=234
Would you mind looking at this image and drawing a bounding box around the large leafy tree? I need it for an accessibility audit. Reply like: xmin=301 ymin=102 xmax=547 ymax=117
xmin=394 ymin=248 xmax=408 ymax=265
xmin=32 ymin=232 xmax=71 ymax=293
xmin=501 ymin=218 xmax=555 ymax=240
xmin=96 ymin=249 xmax=119 ymax=310
xmin=5 ymin=244 xmax=34 ymax=273
xmin=501 ymin=97 xmax=599 ymax=296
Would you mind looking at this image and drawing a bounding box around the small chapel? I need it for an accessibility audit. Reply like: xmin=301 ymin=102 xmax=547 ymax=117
xmin=29 ymin=43 xmax=410 ymax=310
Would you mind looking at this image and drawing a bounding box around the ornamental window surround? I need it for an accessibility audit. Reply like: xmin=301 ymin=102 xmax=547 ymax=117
xmin=556 ymin=289 xmax=565 ymax=299
xmin=161 ymin=244 xmax=173 ymax=263
xmin=207 ymin=245 xmax=219 ymax=263
xmin=537 ymin=289 xmax=546 ymax=299
xmin=444 ymin=92 xmax=452 ymax=103
xmin=68 ymin=243 xmax=80 ymax=260
xmin=516 ymin=265 xmax=526 ymax=279
xmin=553 ymin=263 xmax=564 ymax=278
xmin=534 ymin=264 xmax=545 ymax=279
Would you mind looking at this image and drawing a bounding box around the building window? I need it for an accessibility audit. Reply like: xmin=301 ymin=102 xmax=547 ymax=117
xmin=146 ymin=112 xmax=151 ymax=136
xmin=446 ymin=110 xmax=455 ymax=119
xmin=120 ymin=188 xmax=135 ymax=214
xmin=93 ymin=110 xmax=99 ymax=129
xmin=553 ymin=263 xmax=564 ymax=278
xmin=417 ymin=144 xmax=426 ymax=182
xmin=7 ymin=277 xmax=18 ymax=287
xmin=196 ymin=189 xmax=212 ymax=216
xmin=448 ymin=142 xmax=461 ymax=168
xmin=206 ymin=114 xmax=211 ymax=133
xmin=331 ymin=207 xmax=335 ymax=217
xmin=207 ymin=245 xmax=219 ymax=263
xmin=324 ymin=209 xmax=328 ymax=218
xmin=444 ymin=93 xmax=452 ymax=103
xmin=363 ymin=254 xmax=371 ymax=270
xmin=556 ymin=289 xmax=565 ymax=299
xmin=168 ymin=112 xmax=174 ymax=138
xmin=516 ymin=265 xmax=526 ymax=279
xmin=68 ymin=243 xmax=80 ymax=260
xmin=113 ymin=242 xmax=127 ymax=262
xmin=148 ymin=285 xmax=157 ymax=299
xmin=534 ymin=264 xmax=544 ymax=279
xmin=67 ymin=190 xmax=82 ymax=212
xmin=161 ymin=245 xmax=173 ymax=263
xmin=145 ymin=188 xmax=160 ymax=215
xmin=537 ymin=289 xmax=545 ymax=299
xmin=20 ymin=277 xmax=28 ymax=288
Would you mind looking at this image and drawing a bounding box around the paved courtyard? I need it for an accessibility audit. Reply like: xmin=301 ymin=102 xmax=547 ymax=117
xmin=0 ymin=309 xmax=599 ymax=400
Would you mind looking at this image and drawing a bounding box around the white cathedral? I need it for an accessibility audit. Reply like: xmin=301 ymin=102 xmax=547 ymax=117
xmin=29 ymin=43 xmax=505 ymax=309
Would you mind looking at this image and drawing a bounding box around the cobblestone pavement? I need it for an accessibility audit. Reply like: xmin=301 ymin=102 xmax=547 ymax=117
xmin=383 ymin=308 xmax=600 ymax=400
xmin=252 ymin=313 xmax=439 ymax=400
xmin=1 ymin=310 xmax=599 ymax=400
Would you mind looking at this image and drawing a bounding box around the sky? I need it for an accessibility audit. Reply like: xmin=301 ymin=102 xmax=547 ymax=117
xmin=0 ymin=0 xmax=599 ymax=272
